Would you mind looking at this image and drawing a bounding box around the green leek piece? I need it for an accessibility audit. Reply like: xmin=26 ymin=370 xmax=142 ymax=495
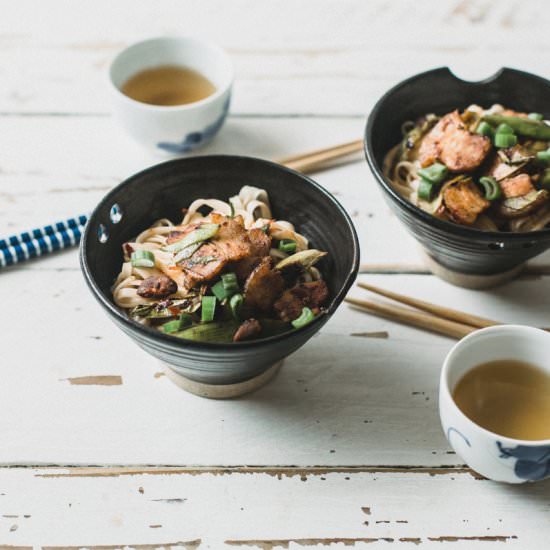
xmin=275 ymin=249 xmax=327 ymax=271
xmin=173 ymin=242 xmax=203 ymax=263
xmin=479 ymin=176 xmax=502 ymax=201
xmin=161 ymin=314 xmax=193 ymax=334
xmin=201 ymin=295 xmax=217 ymax=322
xmin=417 ymin=162 xmax=448 ymax=185
xmin=495 ymin=123 xmax=514 ymax=135
xmin=528 ymin=113 xmax=544 ymax=121
xmin=212 ymin=280 xmax=229 ymax=301
xmin=536 ymin=149 xmax=550 ymax=164
xmin=221 ymin=272 xmax=239 ymax=296
xmin=494 ymin=133 xmax=518 ymax=148
xmin=482 ymin=114 xmax=550 ymax=140
xmin=174 ymin=321 xmax=239 ymax=343
xmin=476 ymin=121 xmax=494 ymax=138
xmin=162 ymin=223 xmax=219 ymax=253
xmin=131 ymin=250 xmax=155 ymax=268
xmin=291 ymin=307 xmax=316 ymax=329
xmin=278 ymin=239 xmax=297 ymax=254
xmin=229 ymin=293 xmax=243 ymax=320
xmin=418 ymin=178 xmax=435 ymax=201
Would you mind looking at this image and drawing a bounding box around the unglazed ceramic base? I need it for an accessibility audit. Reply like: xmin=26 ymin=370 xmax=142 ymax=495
xmin=161 ymin=361 xmax=284 ymax=399
xmin=421 ymin=250 xmax=524 ymax=289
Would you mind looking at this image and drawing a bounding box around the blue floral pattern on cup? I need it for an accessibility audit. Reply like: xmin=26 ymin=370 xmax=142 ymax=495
xmin=156 ymin=97 xmax=230 ymax=154
xmin=497 ymin=442 xmax=550 ymax=481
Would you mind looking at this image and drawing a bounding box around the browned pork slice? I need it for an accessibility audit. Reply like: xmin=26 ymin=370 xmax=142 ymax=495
xmin=137 ymin=275 xmax=178 ymax=299
xmin=274 ymin=280 xmax=329 ymax=322
xmin=233 ymin=319 xmax=262 ymax=342
xmin=243 ymin=257 xmax=285 ymax=313
xmin=233 ymin=227 xmax=272 ymax=280
xmin=176 ymin=217 xmax=256 ymax=289
xmin=178 ymin=242 xmax=226 ymax=289
xmin=443 ymin=178 xmax=490 ymax=225
xmin=499 ymin=173 xmax=535 ymax=199
xmin=419 ymin=110 xmax=492 ymax=171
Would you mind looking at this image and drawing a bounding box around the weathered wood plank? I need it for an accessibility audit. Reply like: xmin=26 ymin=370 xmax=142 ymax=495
xmin=0 ymin=466 xmax=545 ymax=548
xmin=1 ymin=270 xmax=550 ymax=466
xmin=0 ymin=0 xmax=549 ymax=115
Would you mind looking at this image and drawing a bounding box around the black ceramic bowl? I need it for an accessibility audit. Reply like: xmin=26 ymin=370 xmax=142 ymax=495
xmin=80 ymin=155 xmax=359 ymax=385
xmin=365 ymin=67 xmax=550 ymax=276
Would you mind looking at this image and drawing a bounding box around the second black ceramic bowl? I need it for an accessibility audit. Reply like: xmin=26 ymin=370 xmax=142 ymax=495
xmin=80 ymin=155 xmax=359 ymax=385
xmin=365 ymin=67 xmax=550 ymax=276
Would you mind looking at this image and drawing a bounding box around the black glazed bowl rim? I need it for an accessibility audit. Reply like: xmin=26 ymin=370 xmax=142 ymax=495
xmin=364 ymin=66 xmax=550 ymax=242
xmin=80 ymin=154 xmax=360 ymax=350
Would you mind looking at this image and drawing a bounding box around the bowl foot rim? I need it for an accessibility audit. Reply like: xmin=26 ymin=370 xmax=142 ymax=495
xmin=160 ymin=360 xmax=284 ymax=399
xmin=420 ymin=249 xmax=524 ymax=289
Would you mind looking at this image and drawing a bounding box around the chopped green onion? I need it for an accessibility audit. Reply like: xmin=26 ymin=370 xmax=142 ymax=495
xmin=211 ymin=280 xmax=228 ymax=301
xmin=496 ymin=123 xmax=514 ymax=135
xmin=542 ymin=168 xmax=550 ymax=189
xmin=417 ymin=162 xmax=448 ymax=185
xmin=229 ymin=293 xmax=243 ymax=320
xmin=201 ymin=296 xmax=217 ymax=322
xmin=536 ymin=149 xmax=550 ymax=164
xmin=131 ymin=250 xmax=155 ymax=268
xmin=494 ymin=133 xmax=518 ymax=148
xmin=417 ymin=178 xmax=436 ymax=201
xmin=221 ymin=273 xmax=239 ymax=296
xmin=479 ymin=176 xmax=502 ymax=201
xmin=162 ymin=223 xmax=219 ymax=253
xmin=529 ymin=113 xmax=544 ymax=121
xmin=161 ymin=313 xmax=193 ymax=334
xmin=476 ymin=121 xmax=494 ymax=138
xmin=291 ymin=307 xmax=315 ymax=329
xmin=278 ymin=239 xmax=297 ymax=254
xmin=161 ymin=319 xmax=183 ymax=334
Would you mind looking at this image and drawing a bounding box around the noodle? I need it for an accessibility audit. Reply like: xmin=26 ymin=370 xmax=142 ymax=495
xmin=113 ymin=186 xmax=314 ymax=311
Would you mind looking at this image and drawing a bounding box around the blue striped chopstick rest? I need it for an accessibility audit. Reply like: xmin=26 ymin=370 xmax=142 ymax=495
xmin=0 ymin=215 xmax=88 ymax=268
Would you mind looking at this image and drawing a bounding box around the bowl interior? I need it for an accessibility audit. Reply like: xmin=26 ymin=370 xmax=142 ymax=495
xmin=82 ymin=155 xmax=359 ymax=342
xmin=366 ymin=67 xmax=550 ymax=239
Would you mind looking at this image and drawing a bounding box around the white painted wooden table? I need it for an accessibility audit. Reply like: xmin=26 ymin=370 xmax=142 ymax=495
xmin=1 ymin=1 xmax=549 ymax=547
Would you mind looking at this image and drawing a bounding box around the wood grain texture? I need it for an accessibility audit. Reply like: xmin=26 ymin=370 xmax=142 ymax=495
xmin=2 ymin=270 xmax=550 ymax=466
xmin=0 ymin=0 xmax=550 ymax=115
xmin=0 ymin=466 xmax=546 ymax=548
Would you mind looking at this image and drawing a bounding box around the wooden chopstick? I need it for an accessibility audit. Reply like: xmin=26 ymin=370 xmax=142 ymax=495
xmin=357 ymin=282 xmax=499 ymax=329
xmin=278 ymin=139 xmax=363 ymax=173
xmin=345 ymin=297 xmax=474 ymax=339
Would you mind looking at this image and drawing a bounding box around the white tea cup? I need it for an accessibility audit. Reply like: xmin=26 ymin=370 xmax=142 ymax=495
xmin=439 ymin=325 xmax=550 ymax=483
xmin=109 ymin=36 xmax=233 ymax=155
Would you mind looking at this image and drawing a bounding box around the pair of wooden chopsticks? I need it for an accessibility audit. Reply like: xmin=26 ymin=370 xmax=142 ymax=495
xmin=278 ymin=139 xmax=363 ymax=173
xmin=345 ymin=282 xmax=501 ymax=339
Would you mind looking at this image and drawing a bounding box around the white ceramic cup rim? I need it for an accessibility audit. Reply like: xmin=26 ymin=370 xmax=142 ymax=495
xmin=108 ymin=35 xmax=233 ymax=112
xmin=441 ymin=324 xmax=550 ymax=446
